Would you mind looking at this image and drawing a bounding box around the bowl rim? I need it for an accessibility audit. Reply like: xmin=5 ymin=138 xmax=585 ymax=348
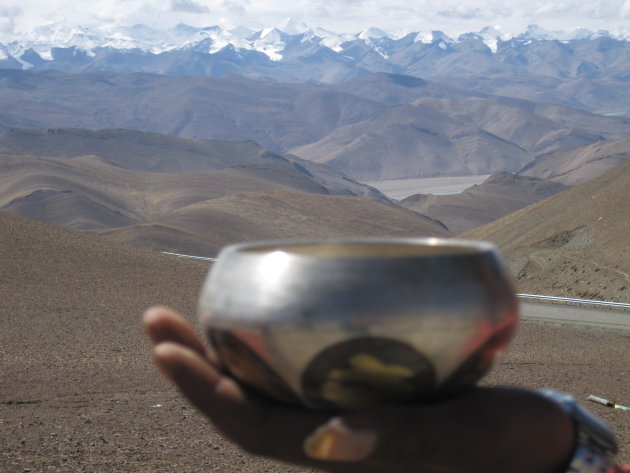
xmin=217 ymin=237 xmax=499 ymax=260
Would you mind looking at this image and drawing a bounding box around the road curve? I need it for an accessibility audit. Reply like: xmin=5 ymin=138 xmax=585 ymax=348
xmin=520 ymin=301 xmax=630 ymax=333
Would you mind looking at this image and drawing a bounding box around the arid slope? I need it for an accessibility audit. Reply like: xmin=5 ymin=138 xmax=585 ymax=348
xmin=0 ymin=154 xmax=331 ymax=229
xmin=464 ymin=160 xmax=630 ymax=302
xmin=0 ymin=128 xmax=387 ymax=201
xmin=519 ymin=138 xmax=630 ymax=185
xmin=290 ymin=96 xmax=630 ymax=180
xmin=100 ymin=190 xmax=451 ymax=256
xmin=400 ymin=173 xmax=568 ymax=233
xmin=0 ymin=129 xmax=448 ymax=255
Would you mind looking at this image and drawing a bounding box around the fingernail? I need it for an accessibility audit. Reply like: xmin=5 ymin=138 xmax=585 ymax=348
xmin=304 ymin=418 xmax=377 ymax=462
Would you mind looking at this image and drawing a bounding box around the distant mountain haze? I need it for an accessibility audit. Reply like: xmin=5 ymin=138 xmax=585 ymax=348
xmin=0 ymin=71 xmax=388 ymax=152
xmin=1 ymin=72 xmax=629 ymax=180
xmin=1 ymin=24 xmax=629 ymax=115
xmin=289 ymin=96 xmax=630 ymax=180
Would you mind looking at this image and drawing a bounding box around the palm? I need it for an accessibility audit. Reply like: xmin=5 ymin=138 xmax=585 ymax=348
xmin=144 ymin=306 xmax=573 ymax=473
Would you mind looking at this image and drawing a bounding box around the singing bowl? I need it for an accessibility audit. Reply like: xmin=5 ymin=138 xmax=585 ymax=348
xmin=198 ymin=238 xmax=519 ymax=411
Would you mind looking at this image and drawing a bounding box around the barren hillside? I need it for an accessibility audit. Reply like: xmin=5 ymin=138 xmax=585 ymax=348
xmin=290 ymin=96 xmax=630 ymax=180
xmin=0 ymin=128 xmax=387 ymax=201
xmin=0 ymin=154 xmax=331 ymax=229
xmin=0 ymin=129 xmax=449 ymax=255
xmin=400 ymin=173 xmax=568 ymax=233
xmin=99 ymin=190 xmax=451 ymax=256
xmin=464 ymin=160 xmax=630 ymax=302
xmin=519 ymin=138 xmax=630 ymax=185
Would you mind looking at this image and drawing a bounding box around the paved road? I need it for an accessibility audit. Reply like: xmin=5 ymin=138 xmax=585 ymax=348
xmin=520 ymin=301 xmax=630 ymax=333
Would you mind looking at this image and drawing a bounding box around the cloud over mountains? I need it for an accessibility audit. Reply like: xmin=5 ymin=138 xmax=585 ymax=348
xmin=2 ymin=0 xmax=630 ymax=40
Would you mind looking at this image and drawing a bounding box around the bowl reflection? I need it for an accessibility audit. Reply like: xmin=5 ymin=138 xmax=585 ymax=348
xmin=199 ymin=238 xmax=518 ymax=410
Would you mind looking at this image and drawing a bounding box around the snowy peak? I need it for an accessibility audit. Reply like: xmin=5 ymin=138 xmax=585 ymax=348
xmin=1 ymin=22 xmax=628 ymax=80
xmin=517 ymin=24 xmax=622 ymax=42
xmin=358 ymin=27 xmax=389 ymax=40
xmin=276 ymin=18 xmax=310 ymax=35
xmin=3 ymin=22 xmax=628 ymax=59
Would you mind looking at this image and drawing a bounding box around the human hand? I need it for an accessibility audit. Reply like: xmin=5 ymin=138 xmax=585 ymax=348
xmin=143 ymin=306 xmax=574 ymax=473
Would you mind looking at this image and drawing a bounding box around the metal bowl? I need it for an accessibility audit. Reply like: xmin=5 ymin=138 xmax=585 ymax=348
xmin=198 ymin=238 xmax=518 ymax=411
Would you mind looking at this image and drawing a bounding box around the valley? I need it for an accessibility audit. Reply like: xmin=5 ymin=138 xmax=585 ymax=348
xmin=364 ymin=175 xmax=491 ymax=199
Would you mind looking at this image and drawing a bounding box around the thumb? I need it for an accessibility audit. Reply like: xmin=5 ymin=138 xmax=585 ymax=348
xmin=303 ymin=416 xmax=379 ymax=462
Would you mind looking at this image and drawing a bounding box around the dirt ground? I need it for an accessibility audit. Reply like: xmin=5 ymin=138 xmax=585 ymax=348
xmin=2 ymin=317 xmax=628 ymax=473
xmin=1 ymin=212 xmax=628 ymax=472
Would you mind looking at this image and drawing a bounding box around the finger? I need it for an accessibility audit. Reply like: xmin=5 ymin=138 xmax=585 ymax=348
xmin=154 ymin=341 xmax=343 ymax=467
xmin=143 ymin=306 xmax=221 ymax=365
xmin=153 ymin=341 xmax=252 ymax=425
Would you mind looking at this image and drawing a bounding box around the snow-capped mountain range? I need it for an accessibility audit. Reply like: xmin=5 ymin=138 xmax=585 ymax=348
xmin=0 ymin=21 xmax=627 ymax=74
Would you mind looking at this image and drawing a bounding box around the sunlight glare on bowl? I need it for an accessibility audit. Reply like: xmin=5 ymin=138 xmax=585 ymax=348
xmin=258 ymin=250 xmax=291 ymax=281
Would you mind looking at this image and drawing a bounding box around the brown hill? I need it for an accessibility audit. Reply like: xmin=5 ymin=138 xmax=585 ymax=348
xmin=99 ymin=190 xmax=451 ymax=256
xmin=290 ymin=96 xmax=630 ymax=180
xmin=332 ymin=72 xmax=487 ymax=105
xmin=519 ymin=138 xmax=630 ymax=185
xmin=1 ymin=211 xmax=628 ymax=472
xmin=400 ymin=173 xmax=568 ymax=233
xmin=0 ymin=154 xmax=329 ymax=230
xmin=464 ymin=160 xmax=630 ymax=302
xmin=0 ymin=128 xmax=387 ymax=201
xmin=290 ymin=101 xmax=530 ymax=180
xmin=0 ymin=71 xmax=387 ymax=152
xmin=0 ymin=133 xmax=449 ymax=255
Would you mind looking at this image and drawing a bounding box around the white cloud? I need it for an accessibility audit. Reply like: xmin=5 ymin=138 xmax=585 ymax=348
xmin=171 ymin=0 xmax=211 ymax=13
xmin=0 ymin=6 xmax=21 ymax=34
xmin=438 ymin=5 xmax=496 ymax=20
xmin=0 ymin=0 xmax=629 ymax=40
xmin=223 ymin=0 xmax=248 ymax=17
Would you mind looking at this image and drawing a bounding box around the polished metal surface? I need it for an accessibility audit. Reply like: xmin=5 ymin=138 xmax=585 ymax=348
xmin=199 ymin=238 xmax=519 ymax=410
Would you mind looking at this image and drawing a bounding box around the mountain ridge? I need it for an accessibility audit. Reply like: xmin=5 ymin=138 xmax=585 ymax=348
xmin=2 ymin=73 xmax=630 ymax=181
xmin=1 ymin=24 xmax=628 ymax=115
xmin=2 ymin=22 xmax=627 ymax=64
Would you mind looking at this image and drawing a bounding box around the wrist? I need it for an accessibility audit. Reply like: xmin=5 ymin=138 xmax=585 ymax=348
xmin=537 ymin=389 xmax=618 ymax=473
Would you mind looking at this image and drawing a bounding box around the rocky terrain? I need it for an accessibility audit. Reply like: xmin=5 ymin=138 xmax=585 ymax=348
xmin=464 ymin=160 xmax=630 ymax=303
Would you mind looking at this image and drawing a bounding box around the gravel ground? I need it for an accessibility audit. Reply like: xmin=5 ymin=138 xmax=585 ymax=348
xmin=1 ymin=211 xmax=628 ymax=472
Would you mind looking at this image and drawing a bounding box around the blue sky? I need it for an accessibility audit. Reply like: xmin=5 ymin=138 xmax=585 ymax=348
xmin=1 ymin=0 xmax=629 ymax=39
